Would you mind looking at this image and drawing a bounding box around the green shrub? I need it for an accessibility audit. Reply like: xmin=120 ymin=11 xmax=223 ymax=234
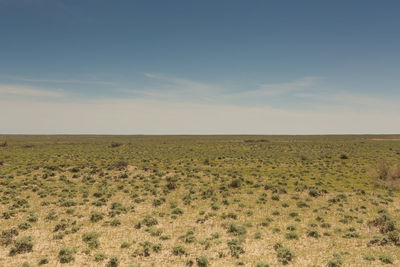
xmin=90 ymin=211 xmax=105 ymax=222
xmin=38 ymin=257 xmax=49 ymax=265
xmin=94 ymin=252 xmax=106 ymax=262
xmin=58 ymin=248 xmax=75 ymax=263
xmin=172 ymin=245 xmax=187 ymax=256
xmin=82 ymin=232 xmax=100 ymax=249
xmin=27 ymin=213 xmax=38 ymax=222
xmin=0 ymin=228 xmax=19 ymax=246
xmin=307 ymin=230 xmax=320 ymax=238
xmin=196 ymin=255 xmax=209 ymax=267
xmin=285 ymin=232 xmax=298 ymax=240
xmin=255 ymin=262 xmax=269 ymax=267
xmin=327 ymin=253 xmax=343 ymax=267
xmin=274 ymin=243 xmax=294 ymax=265
xmin=121 ymin=242 xmax=131 ymax=248
xmin=110 ymin=218 xmax=121 ymax=226
xmin=107 ymin=256 xmax=120 ymax=267
xmin=172 ymin=208 xmax=184 ymax=215
xmin=227 ymin=239 xmax=245 ymax=258
xmin=379 ymin=254 xmax=394 ymax=264
xmin=9 ymin=236 xmax=33 ymax=256
xmin=229 ymin=179 xmax=242 ymax=188
xmin=368 ymin=213 xmax=396 ymax=234
xmin=227 ymin=223 xmax=247 ymax=236
xmin=142 ymin=215 xmax=158 ymax=227
xmin=363 ymin=255 xmax=375 ymax=261
xmin=18 ymin=222 xmax=32 ymax=230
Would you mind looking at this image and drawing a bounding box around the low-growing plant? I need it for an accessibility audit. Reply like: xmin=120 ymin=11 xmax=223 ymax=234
xmin=172 ymin=245 xmax=187 ymax=256
xmin=94 ymin=252 xmax=107 ymax=262
xmin=227 ymin=223 xmax=247 ymax=236
xmin=255 ymin=262 xmax=269 ymax=267
xmin=82 ymin=231 xmax=100 ymax=249
xmin=58 ymin=248 xmax=75 ymax=263
xmin=90 ymin=211 xmax=105 ymax=222
xmin=9 ymin=236 xmax=33 ymax=256
xmin=107 ymin=256 xmax=120 ymax=267
xmin=227 ymin=239 xmax=245 ymax=258
xmin=379 ymin=254 xmax=394 ymax=264
xmin=274 ymin=242 xmax=294 ymax=265
xmin=38 ymin=257 xmax=49 ymax=265
xmin=196 ymin=255 xmax=209 ymax=267
xmin=327 ymin=253 xmax=343 ymax=267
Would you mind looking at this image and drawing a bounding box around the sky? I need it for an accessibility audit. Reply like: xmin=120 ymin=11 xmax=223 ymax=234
xmin=0 ymin=0 xmax=399 ymax=134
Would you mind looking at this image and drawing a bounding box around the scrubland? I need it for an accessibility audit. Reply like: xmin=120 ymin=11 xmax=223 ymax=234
xmin=0 ymin=135 xmax=399 ymax=266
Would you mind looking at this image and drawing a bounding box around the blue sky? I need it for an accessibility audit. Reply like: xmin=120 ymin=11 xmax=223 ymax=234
xmin=0 ymin=0 xmax=399 ymax=134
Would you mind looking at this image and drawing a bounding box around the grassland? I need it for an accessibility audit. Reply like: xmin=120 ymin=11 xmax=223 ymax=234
xmin=0 ymin=135 xmax=399 ymax=267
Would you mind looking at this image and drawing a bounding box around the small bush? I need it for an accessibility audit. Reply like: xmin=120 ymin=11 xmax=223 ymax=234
xmin=363 ymin=255 xmax=375 ymax=261
xmin=227 ymin=223 xmax=247 ymax=236
xmin=90 ymin=211 xmax=105 ymax=222
xmin=121 ymin=242 xmax=131 ymax=248
xmin=82 ymin=232 xmax=100 ymax=249
xmin=9 ymin=236 xmax=33 ymax=256
xmin=327 ymin=253 xmax=343 ymax=267
xmin=274 ymin=243 xmax=294 ymax=265
xmin=368 ymin=212 xmax=396 ymax=234
xmin=110 ymin=218 xmax=121 ymax=226
xmin=227 ymin=239 xmax=245 ymax=258
xmin=379 ymin=254 xmax=394 ymax=264
xmin=110 ymin=142 xmax=123 ymax=148
xmin=113 ymin=161 xmax=128 ymax=170
xmin=27 ymin=213 xmax=38 ymax=222
xmin=58 ymin=248 xmax=75 ymax=263
xmin=1 ymin=228 xmax=19 ymax=246
xmin=94 ymin=253 xmax=106 ymax=262
xmin=107 ymin=256 xmax=120 ymax=267
xmin=18 ymin=222 xmax=32 ymax=230
xmin=196 ymin=255 xmax=209 ymax=267
xmin=285 ymin=232 xmax=298 ymax=240
xmin=172 ymin=245 xmax=187 ymax=256
xmin=307 ymin=230 xmax=320 ymax=238
xmin=142 ymin=215 xmax=158 ymax=227
xmin=38 ymin=257 xmax=49 ymax=265
xmin=229 ymin=179 xmax=242 ymax=188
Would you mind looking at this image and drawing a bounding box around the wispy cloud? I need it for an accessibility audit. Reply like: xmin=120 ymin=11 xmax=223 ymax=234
xmin=120 ymin=73 xmax=228 ymax=102
xmin=294 ymin=90 xmax=400 ymax=111
xmin=131 ymin=74 xmax=399 ymax=112
xmin=0 ymin=74 xmax=399 ymax=134
xmin=144 ymin=72 xmax=222 ymax=92
xmin=238 ymin=76 xmax=321 ymax=97
xmin=0 ymin=75 xmax=114 ymax=86
xmin=0 ymin=84 xmax=65 ymax=98
xmin=139 ymin=74 xmax=323 ymax=102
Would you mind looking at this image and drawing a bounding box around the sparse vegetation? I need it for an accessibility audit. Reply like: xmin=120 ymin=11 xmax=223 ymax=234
xmin=9 ymin=236 xmax=33 ymax=256
xmin=0 ymin=135 xmax=399 ymax=266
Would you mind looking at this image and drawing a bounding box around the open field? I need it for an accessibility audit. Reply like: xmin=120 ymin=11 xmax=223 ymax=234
xmin=0 ymin=135 xmax=399 ymax=267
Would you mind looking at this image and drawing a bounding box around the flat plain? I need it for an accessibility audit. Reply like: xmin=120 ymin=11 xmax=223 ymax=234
xmin=0 ymin=135 xmax=399 ymax=267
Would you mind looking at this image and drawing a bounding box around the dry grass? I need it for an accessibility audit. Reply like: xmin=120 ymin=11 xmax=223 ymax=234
xmin=0 ymin=135 xmax=399 ymax=266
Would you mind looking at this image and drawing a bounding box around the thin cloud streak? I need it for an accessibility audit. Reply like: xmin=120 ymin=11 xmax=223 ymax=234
xmin=0 ymin=84 xmax=65 ymax=98
xmin=0 ymin=75 xmax=114 ymax=86
xmin=1 ymin=74 xmax=399 ymax=134
xmin=130 ymin=74 xmax=399 ymax=113
xmin=238 ymin=76 xmax=321 ymax=97
xmin=144 ymin=72 xmax=225 ymax=93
